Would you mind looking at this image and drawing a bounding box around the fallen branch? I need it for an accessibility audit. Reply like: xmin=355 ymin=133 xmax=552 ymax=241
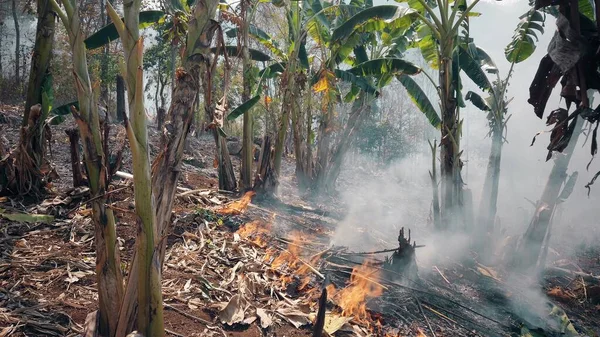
xmin=545 ymin=266 xmax=600 ymax=284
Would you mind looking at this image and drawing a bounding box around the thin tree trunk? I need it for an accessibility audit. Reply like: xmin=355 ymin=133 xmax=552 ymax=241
xmin=429 ymin=140 xmax=441 ymax=229
xmin=116 ymin=75 xmax=125 ymax=121
xmin=439 ymin=52 xmax=462 ymax=230
xmin=315 ymin=97 xmax=334 ymax=189
xmin=478 ymin=125 xmax=503 ymax=230
xmin=50 ymin=2 xmax=125 ymax=335
xmin=240 ymin=0 xmax=253 ymax=190
xmin=11 ymin=0 xmax=20 ymax=87
xmin=292 ymin=83 xmax=308 ymax=188
xmin=273 ymin=60 xmax=296 ymax=178
xmin=23 ymin=0 xmax=55 ymax=126
xmin=66 ymin=128 xmax=85 ymax=187
xmin=100 ymin=0 xmax=111 ymax=115
xmin=515 ymin=117 xmax=583 ymax=270
xmin=107 ymin=1 xmax=164 ymax=334
xmin=154 ymin=66 xmax=160 ymax=117
xmin=323 ymin=97 xmax=371 ymax=191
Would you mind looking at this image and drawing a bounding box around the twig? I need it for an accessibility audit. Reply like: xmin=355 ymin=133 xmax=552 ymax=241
xmin=421 ymin=303 xmax=457 ymax=324
xmin=415 ymin=296 xmax=437 ymax=337
xmin=66 ymin=186 xmax=130 ymax=215
xmin=164 ymin=303 xmax=213 ymax=325
xmin=177 ymin=188 xmax=213 ymax=197
xmin=165 ymin=328 xmax=185 ymax=337
xmin=339 ymin=246 xmax=426 ymax=256
xmin=433 ymin=266 xmax=450 ymax=284
xmin=580 ymin=276 xmax=588 ymax=303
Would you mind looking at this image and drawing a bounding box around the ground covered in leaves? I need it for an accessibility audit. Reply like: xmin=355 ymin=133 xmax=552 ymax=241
xmin=1 ymin=105 xmax=600 ymax=337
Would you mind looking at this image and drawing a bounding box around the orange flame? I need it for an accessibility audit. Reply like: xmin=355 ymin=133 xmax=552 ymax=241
xmin=416 ymin=328 xmax=428 ymax=337
xmin=335 ymin=260 xmax=383 ymax=323
xmin=265 ymin=231 xmax=319 ymax=289
xmin=236 ymin=220 xmax=271 ymax=247
xmin=217 ymin=191 xmax=255 ymax=215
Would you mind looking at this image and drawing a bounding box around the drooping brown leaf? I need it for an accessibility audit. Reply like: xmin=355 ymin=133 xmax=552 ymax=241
xmin=546 ymin=109 xmax=579 ymax=161
xmin=548 ymin=14 xmax=583 ymax=74
xmin=529 ymin=55 xmax=563 ymax=119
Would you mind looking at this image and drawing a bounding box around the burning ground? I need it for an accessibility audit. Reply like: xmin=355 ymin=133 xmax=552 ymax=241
xmin=0 ymin=105 xmax=599 ymax=337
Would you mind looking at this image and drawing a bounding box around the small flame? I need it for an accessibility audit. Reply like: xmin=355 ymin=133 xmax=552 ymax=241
xmin=335 ymin=260 xmax=383 ymax=324
xmin=217 ymin=191 xmax=255 ymax=215
xmin=266 ymin=231 xmax=318 ymax=289
xmin=416 ymin=328 xmax=428 ymax=337
xmin=236 ymin=220 xmax=271 ymax=247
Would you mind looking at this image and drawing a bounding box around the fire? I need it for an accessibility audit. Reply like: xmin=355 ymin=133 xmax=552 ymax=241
xmin=265 ymin=231 xmax=319 ymax=289
xmin=217 ymin=191 xmax=255 ymax=215
xmin=416 ymin=328 xmax=428 ymax=337
xmin=236 ymin=220 xmax=271 ymax=247
xmin=335 ymin=260 xmax=383 ymax=323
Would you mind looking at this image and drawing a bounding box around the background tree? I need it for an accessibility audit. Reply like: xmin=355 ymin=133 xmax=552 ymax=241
xmin=49 ymin=0 xmax=124 ymax=335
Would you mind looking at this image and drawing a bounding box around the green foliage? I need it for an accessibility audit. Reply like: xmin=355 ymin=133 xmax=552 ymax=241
xmin=465 ymin=91 xmax=490 ymax=111
xmin=211 ymin=46 xmax=272 ymax=62
xmin=259 ymin=63 xmax=286 ymax=78
xmin=84 ymin=11 xmax=166 ymax=50
xmin=416 ymin=34 xmax=438 ymax=69
xmin=349 ymin=58 xmax=421 ymax=77
xmin=505 ymin=9 xmax=545 ymax=63
xmin=226 ymin=26 xmax=285 ymax=59
xmin=227 ymin=95 xmax=261 ymax=121
xmin=458 ymin=46 xmax=492 ymax=92
xmin=335 ymin=69 xmax=379 ymax=97
xmin=397 ymin=74 xmax=441 ymax=128
xmin=0 ymin=208 xmax=54 ymax=224
xmin=331 ymin=5 xmax=412 ymax=42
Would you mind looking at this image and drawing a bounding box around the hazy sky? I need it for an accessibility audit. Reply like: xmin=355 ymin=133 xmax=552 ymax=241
xmin=369 ymin=0 xmax=599 ymax=238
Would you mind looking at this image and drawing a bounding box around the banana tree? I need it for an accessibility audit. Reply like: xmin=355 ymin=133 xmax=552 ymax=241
xmin=0 ymin=0 xmax=57 ymax=197
xmin=464 ymin=8 xmax=545 ymax=238
xmin=105 ymin=0 xmax=165 ymax=334
xmin=305 ymin=0 xmax=444 ymax=192
xmin=48 ymin=1 xmax=124 ymax=335
xmin=507 ymin=0 xmax=599 ymax=270
xmin=383 ymin=0 xmax=491 ymax=229
xmin=224 ymin=0 xmax=307 ymax=190
xmin=115 ymin=1 xmax=221 ymax=335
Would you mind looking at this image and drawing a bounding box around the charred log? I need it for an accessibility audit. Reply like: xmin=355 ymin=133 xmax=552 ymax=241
xmin=384 ymin=227 xmax=418 ymax=281
xmin=0 ymin=104 xmax=56 ymax=197
xmin=253 ymin=135 xmax=277 ymax=193
xmin=65 ymin=127 xmax=86 ymax=187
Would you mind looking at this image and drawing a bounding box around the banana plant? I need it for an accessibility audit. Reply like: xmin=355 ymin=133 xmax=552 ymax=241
xmin=48 ymin=1 xmax=124 ymax=335
xmin=381 ymin=0 xmax=490 ymax=228
xmin=115 ymin=1 xmax=221 ymax=336
xmin=105 ymin=0 xmax=164 ymax=335
xmin=306 ymin=0 xmax=433 ymax=191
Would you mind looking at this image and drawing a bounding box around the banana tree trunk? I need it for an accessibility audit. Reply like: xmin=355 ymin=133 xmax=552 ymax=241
xmin=106 ymin=2 xmax=164 ymax=335
xmin=49 ymin=1 xmax=124 ymax=335
xmin=116 ymin=75 xmax=125 ymax=121
xmin=429 ymin=140 xmax=441 ymax=229
xmin=322 ymin=96 xmax=372 ymax=191
xmin=274 ymin=60 xmax=297 ymax=178
xmin=240 ymin=0 xmax=253 ymax=190
xmin=315 ymin=101 xmax=333 ymax=189
xmin=23 ymin=0 xmax=54 ymax=126
xmin=11 ymin=0 xmax=20 ymax=88
xmin=292 ymin=77 xmax=312 ymax=189
xmin=439 ymin=52 xmax=462 ymax=230
xmin=516 ymin=117 xmax=583 ymax=270
xmin=115 ymin=3 xmax=219 ymax=335
xmin=478 ymin=124 xmax=503 ymax=230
